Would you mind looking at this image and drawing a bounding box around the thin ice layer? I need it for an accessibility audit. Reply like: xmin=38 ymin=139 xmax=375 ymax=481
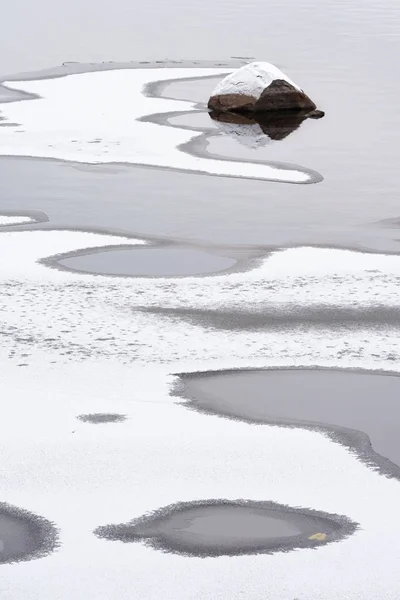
xmin=1 ymin=360 xmax=400 ymax=600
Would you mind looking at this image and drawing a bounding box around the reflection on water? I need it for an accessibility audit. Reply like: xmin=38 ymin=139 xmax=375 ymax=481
xmin=0 ymin=68 xmax=319 ymax=185
xmin=210 ymin=109 xmax=323 ymax=142
xmin=1 ymin=0 xmax=400 ymax=250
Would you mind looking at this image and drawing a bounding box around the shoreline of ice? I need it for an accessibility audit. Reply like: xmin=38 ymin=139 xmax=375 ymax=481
xmin=0 ymin=68 xmax=318 ymax=184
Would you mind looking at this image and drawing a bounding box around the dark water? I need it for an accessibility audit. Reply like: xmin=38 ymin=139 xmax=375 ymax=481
xmin=77 ymin=413 xmax=127 ymax=424
xmin=1 ymin=1 xmax=400 ymax=254
xmin=177 ymin=369 xmax=400 ymax=475
xmin=0 ymin=514 xmax=34 ymax=561
xmin=95 ymin=499 xmax=355 ymax=557
xmin=1 ymin=0 xmax=398 ymax=78
xmin=1 ymin=59 xmax=400 ymax=253
xmin=0 ymin=504 xmax=57 ymax=564
xmin=59 ymin=246 xmax=236 ymax=277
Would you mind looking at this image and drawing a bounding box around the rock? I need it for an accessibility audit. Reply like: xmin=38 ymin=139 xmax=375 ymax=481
xmin=255 ymin=79 xmax=316 ymax=112
xmin=306 ymin=109 xmax=325 ymax=119
xmin=208 ymin=62 xmax=318 ymax=115
xmin=208 ymin=93 xmax=259 ymax=114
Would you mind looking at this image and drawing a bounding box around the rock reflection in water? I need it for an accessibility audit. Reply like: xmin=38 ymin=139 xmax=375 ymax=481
xmin=210 ymin=109 xmax=324 ymax=144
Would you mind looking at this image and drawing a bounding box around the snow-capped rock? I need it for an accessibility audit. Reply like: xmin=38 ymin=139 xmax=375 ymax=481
xmin=208 ymin=62 xmax=318 ymax=114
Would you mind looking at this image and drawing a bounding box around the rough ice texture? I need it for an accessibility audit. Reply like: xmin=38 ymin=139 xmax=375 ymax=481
xmin=1 ymin=233 xmax=400 ymax=370
xmin=0 ymin=68 xmax=311 ymax=184
xmin=211 ymin=61 xmax=301 ymax=100
xmin=2 ymin=231 xmax=400 ymax=598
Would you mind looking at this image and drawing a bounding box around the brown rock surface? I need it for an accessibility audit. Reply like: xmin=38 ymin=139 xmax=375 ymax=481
xmin=255 ymin=79 xmax=316 ymax=112
xmin=208 ymin=93 xmax=258 ymax=114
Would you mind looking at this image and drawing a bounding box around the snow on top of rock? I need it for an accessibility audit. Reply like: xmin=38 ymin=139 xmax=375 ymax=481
xmin=211 ymin=62 xmax=301 ymax=99
xmin=0 ymin=68 xmax=312 ymax=184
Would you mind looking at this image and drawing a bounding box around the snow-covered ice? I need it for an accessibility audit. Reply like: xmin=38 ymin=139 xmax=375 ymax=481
xmin=2 ymin=359 xmax=400 ymax=600
xmin=0 ymin=68 xmax=315 ymax=183
xmin=0 ymin=49 xmax=399 ymax=598
xmin=1 ymin=232 xmax=400 ymax=370
xmin=1 ymin=222 xmax=400 ymax=597
xmin=0 ymin=215 xmax=33 ymax=226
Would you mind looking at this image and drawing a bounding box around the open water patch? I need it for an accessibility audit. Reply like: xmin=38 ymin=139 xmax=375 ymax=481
xmin=94 ymin=498 xmax=356 ymax=557
xmin=0 ymin=502 xmax=58 ymax=565
xmin=175 ymin=368 xmax=400 ymax=478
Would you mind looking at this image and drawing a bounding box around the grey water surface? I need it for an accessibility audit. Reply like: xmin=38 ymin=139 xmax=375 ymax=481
xmin=1 ymin=0 xmax=400 ymax=254
xmin=94 ymin=499 xmax=356 ymax=557
xmin=0 ymin=503 xmax=58 ymax=565
xmin=176 ymin=369 xmax=400 ymax=476
xmin=59 ymin=247 xmax=236 ymax=277
xmin=77 ymin=413 xmax=127 ymax=424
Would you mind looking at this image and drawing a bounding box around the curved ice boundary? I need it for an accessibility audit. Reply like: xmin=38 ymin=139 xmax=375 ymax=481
xmin=0 ymin=211 xmax=48 ymax=227
xmin=0 ymin=68 xmax=316 ymax=184
xmin=175 ymin=368 xmax=400 ymax=477
xmin=53 ymin=245 xmax=237 ymax=278
xmin=1 ymin=229 xmax=400 ymax=597
xmin=2 ymin=358 xmax=400 ymax=600
xmin=1 ymin=232 xmax=400 ymax=370
xmin=0 ymin=501 xmax=58 ymax=564
xmin=94 ymin=498 xmax=357 ymax=557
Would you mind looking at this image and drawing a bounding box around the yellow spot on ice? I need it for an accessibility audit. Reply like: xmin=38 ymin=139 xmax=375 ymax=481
xmin=308 ymin=532 xmax=327 ymax=542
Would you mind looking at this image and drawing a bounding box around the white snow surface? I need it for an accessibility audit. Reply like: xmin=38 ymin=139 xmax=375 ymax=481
xmin=2 ymin=230 xmax=400 ymax=598
xmin=2 ymin=234 xmax=400 ymax=369
xmin=0 ymin=215 xmax=33 ymax=226
xmin=0 ymin=68 xmax=311 ymax=183
xmin=211 ymin=61 xmax=302 ymax=99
